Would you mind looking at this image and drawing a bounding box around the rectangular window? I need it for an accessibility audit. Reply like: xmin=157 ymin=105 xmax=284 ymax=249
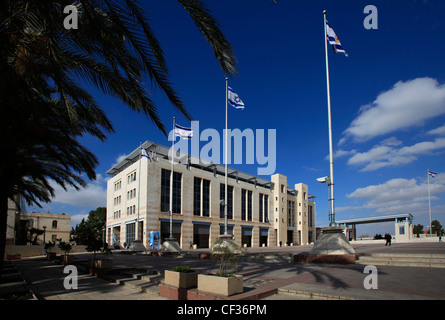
xmin=220 ymin=184 xmax=233 ymax=219
xmin=161 ymin=169 xmax=170 ymax=212
xmin=241 ymin=189 xmax=247 ymax=221
xmin=193 ymin=177 xmax=201 ymax=216
xmin=247 ymin=190 xmax=252 ymax=221
xmin=126 ymin=223 xmax=135 ymax=245
xmin=259 ymin=194 xmax=264 ymax=222
xmin=264 ymin=194 xmax=269 ymax=222
xmin=202 ymin=179 xmax=210 ymax=217
xmin=160 ymin=169 xmax=182 ymax=214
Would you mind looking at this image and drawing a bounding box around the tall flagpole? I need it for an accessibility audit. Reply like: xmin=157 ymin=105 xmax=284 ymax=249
xmin=323 ymin=10 xmax=336 ymax=227
xmin=170 ymin=117 xmax=176 ymax=239
xmin=136 ymin=142 xmax=142 ymax=241
xmin=224 ymin=77 xmax=229 ymax=236
xmin=427 ymin=168 xmax=432 ymax=236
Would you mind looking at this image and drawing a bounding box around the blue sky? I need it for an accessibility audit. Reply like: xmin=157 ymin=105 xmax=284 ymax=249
xmin=28 ymin=0 xmax=445 ymax=236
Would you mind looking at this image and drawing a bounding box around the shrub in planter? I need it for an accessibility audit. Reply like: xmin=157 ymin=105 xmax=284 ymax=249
xmin=196 ymin=238 xmax=244 ymax=296
xmin=164 ymin=266 xmax=197 ymax=289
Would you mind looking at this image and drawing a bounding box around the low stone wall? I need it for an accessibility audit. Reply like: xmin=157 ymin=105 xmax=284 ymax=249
xmin=4 ymin=245 xmax=87 ymax=259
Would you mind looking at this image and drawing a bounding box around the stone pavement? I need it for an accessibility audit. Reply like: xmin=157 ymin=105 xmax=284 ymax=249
xmin=7 ymin=241 xmax=445 ymax=300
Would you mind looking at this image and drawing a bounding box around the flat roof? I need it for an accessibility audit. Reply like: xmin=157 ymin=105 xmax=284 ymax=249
xmin=336 ymin=213 xmax=413 ymax=225
xmin=106 ymin=140 xmax=315 ymax=198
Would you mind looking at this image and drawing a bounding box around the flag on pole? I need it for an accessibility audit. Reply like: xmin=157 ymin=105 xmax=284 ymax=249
xmin=326 ymin=21 xmax=348 ymax=56
xmin=174 ymin=123 xmax=193 ymax=140
xmin=428 ymin=170 xmax=437 ymax=178
xmin=228 ymin=87 xmax=245 ymax=109
xmin=141 ymin=147 xmax=151 ymax=162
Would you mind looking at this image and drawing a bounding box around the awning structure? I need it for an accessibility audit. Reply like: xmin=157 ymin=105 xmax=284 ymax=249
xmin=336 ymin=213 xmax=413 ymax=226
xmin=106 ymin=140 xmax=315 ymax=197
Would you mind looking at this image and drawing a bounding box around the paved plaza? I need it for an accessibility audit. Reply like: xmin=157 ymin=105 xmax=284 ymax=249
xmin=4 ymin=241 xmax=445 ymax=301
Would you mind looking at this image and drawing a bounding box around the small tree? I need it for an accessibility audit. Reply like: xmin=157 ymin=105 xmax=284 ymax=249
xmin=211 ymin=238 xmax=243 ymax=277
xmin=86 ymin=237 xmax=103 ymax=260
xmin=58 ymin=241 xmax=72 ymax=256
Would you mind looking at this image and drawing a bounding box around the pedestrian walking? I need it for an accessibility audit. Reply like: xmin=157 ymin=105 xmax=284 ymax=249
xmin=385 ymin=233 xmax=392 ymax=246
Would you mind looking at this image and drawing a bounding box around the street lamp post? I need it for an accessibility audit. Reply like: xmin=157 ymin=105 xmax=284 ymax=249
xmin=317 ymin=176 xmax=335 ymax=227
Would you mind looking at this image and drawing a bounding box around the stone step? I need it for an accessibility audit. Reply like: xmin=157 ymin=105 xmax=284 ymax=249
xmin=120 ymin=279 xmax=159 ymax=296
xmin=362 ymin=253 xmax=445 ymax=259
xmin=103 ymin=270 xmax=163 ymax=296
xmin=356 ymin=254 xmax=445 ymax=268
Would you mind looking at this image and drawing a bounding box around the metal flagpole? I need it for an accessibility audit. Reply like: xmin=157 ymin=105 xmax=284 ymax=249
xmin=136 ymin=142 xmax=142 ymax=240
xmin=428 ymin=168 xmax=432 ymax=236
xmin=170 ymin=117 xmax=176 ymax=239
xmin=224 ymin=77 xmax=229 ymax=236
xmin=323 ymin=10 xmax=336 ymax=227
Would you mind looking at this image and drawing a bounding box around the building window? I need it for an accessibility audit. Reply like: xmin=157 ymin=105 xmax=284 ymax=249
xmin=240 ymin=189 xmax=252 ymax=221
xmin=264 ymin=194 xmax=269 ymax=222
xmin=203 ymin=179 xmax=210 ymax=217
xmin=399 ymin=225 xmax=405 ymax=235
xmin=259 ymin=194 xmax=264 ymax=222
xmin=193 ymin=177 xmax=201 ymax=216
xmin=288 ymin=201 xmax=295 ymax=227
xmin=308 ymin=205 xmax=313 ymax=227
xmin=126 ymin=223 xmax=135 ymax=245
xmin=52 ymin=220 xmax=57 ymax=229
xmin=160 ymin=169 xmax=182 ymax=214
xmin=241 ymin=189 xmax=246 ymax=221
xmin=220 ymin=184 xmax=233 ymax=219
xmin=127 ymin=171 xmax=137 ymax=184
xmin=247 ymin=190 xmax=252 ymax=221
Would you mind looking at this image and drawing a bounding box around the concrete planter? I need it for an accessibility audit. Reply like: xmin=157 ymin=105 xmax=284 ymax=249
xmin=197 ymin=274 xmax=243 ymax=296
xmin=164 ymin=270 xmax=198 ymax=289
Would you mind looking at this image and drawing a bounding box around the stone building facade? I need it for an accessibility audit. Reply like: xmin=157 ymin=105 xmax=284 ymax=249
xmin=106 ymin=141 xmax=316 ymax=250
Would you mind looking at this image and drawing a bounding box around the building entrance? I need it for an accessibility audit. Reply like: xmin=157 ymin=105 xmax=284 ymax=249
xmin=160 ymin=221 xmax=182 ymax=245
xmin=193 ymin=223 xmax=210 ymax=248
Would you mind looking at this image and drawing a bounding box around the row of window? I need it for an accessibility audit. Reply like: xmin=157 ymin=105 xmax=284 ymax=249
xmin=160 ymin=169 xmax=270 ymax=223
xmin=127 ymin=188 xmax=137 ymax=200
xmin=113 ymin=210 xmax=121 ymax=219
xmin=113 ymin=195 xmax=121 ymax=206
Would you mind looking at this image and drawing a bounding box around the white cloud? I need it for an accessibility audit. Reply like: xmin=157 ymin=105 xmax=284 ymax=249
xmin=50 ymin=174 xmax=107 ymax=208
xmin=427 ymin=124 xmax=445 ymax=136
xmin=346 ymin=175 xmax=445 ymax=214
xmin=347 ymin=137 xmax=445 ymax=172
xmin=344 ymin=78 xmax=445 ymax=142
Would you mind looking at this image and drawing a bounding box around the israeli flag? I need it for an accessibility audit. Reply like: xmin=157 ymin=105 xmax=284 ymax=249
xmin=141 ymin=147 xmax=151 ymax=161
xmin=326 ymin=21 xmax=348 ymax=56
xmin=228 ymin=87 xmax=245 ymax=109
xmin=428 ymin=170 xmax=437 ymax=178
xmin=174 ymin=123 xmax=193 ymax=140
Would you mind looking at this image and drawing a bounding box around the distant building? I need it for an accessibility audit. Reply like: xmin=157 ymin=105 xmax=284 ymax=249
xmin=106 ymin=141 xmax=317 ymax=250
xmin=6 ymin=197 xmax=21 ymax=245
xmin=19 ymin=212 xmax=71 ymax=244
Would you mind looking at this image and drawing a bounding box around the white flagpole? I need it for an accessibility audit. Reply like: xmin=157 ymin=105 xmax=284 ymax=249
xmin=224 ymin=77 xmax=229 ymax=236
xmin=136 ymin=142 xmax=142 ymax=241
xmin=428 ymin=168 xmax=432 ymax=236
xmin=323 ymin=10 xmax=336 ymax=227
xmin=170 ymin=117 xmax=176 ymax=239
